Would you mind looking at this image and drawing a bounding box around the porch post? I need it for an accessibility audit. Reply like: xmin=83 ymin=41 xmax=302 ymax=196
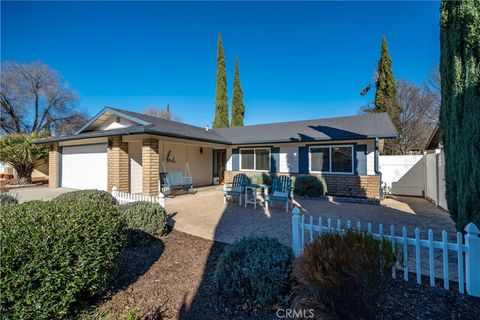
xmin=48 ymin=142 xmax=60 ymax=188
xmin=107 ymin=136 xmax=129 ymax=192
xmin=142 ymin=138 xmax=159 ymax=196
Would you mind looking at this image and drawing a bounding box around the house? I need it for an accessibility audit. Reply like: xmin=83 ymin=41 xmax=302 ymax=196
xmin=36 ymin=107 xmax=397 ymax=199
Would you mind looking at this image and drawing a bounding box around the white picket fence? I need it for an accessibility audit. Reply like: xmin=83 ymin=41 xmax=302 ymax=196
xmin=111 ymin=186 xmax=165 ymax=207
xmin=291 ymin=207 xmax=480 ymax=297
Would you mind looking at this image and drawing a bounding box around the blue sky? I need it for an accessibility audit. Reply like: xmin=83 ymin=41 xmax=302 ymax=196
xmin=1 ymin=1 xmax=440 ymax=127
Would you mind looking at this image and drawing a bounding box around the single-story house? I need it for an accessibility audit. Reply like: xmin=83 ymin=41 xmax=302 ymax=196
xmin=36 ymin=107 xmax=397 ymax=199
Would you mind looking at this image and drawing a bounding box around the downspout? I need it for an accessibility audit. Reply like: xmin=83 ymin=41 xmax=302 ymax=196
xmin=374 ymin=138 xmax=382 ymax=198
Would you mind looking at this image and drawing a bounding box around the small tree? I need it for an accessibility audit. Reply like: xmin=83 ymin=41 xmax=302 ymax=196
xmin=0 ymin=134 xmax=48 ymax=184
xmin=231 ymin=58 xmax=245 ymax=127
xmin=143 ymin=103 xmax=182 ymax=122
xmin=213 ymin=33 xmax=229 ymax=128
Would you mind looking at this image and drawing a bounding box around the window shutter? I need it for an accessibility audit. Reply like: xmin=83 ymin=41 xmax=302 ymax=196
xmin=298 ymin=146 xmax=309 ymax=174
xmin=232 ymin=148 xmax=239 ymax=171
xmin=354 ymin=144 xmax=367 ymax=175
xmin=271 ymin=147 xmax=280 ymax=173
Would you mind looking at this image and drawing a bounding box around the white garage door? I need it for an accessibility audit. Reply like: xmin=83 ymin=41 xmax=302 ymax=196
xmin=61 ymin=144 xmax=108 ymax=190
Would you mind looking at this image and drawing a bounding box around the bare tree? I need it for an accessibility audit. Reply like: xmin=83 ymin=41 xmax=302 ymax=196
xmin=1 ymin=61 xmax=87 ymax=135
xmin=395 ymin=80 xmax=439 ymax=154
xmin=143 ymin=104 xmax=182 ymax=122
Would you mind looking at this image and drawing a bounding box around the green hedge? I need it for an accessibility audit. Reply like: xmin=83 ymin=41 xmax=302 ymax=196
xmin=54 ymin=189 xmax=118 ymax=205
xmin=293 ymin=175 xmax=327 ymax=197
xmin=0 ymin=193 xmax=18 ymax=206
xmin=214 ymin=236 xmax=294 ymax=307
xmin=121 ymin=201 xmax=169 ymax=246
xmin=0 ymin=199 xmax=126 ymax=319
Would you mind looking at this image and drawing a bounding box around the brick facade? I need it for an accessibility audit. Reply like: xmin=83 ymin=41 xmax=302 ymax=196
xmin=142 ymin=138 xmax=159 ymax=196
xmin=48 ymin=143 xmax=59 ymax=188
xmin=224 ymin=171 xmax=380 ymax=199
xmin=107 ymin=136 xmax=129 ymax=192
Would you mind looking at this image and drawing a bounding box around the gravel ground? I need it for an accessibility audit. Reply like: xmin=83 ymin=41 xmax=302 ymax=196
xmin=96 ymin=230 xmax=480 ymax=320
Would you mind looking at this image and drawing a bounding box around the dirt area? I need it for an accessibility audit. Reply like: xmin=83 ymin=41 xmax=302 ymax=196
xmin=96 ymin=230 xmax=480 ymax=320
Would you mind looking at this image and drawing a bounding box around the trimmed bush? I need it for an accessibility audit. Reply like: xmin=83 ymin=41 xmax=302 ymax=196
xmin=0 ymin=192 xmax=18 ymax=206
xmin=121 ymin=201 xmax=168 ymax=245
xmin=250 ymin=173 xmax=272 ymax=186
xmin=291 ymin=231 xmax=398 ymax=319
xmin=0 ymin=199 xmax=126 ymax=319
xmin=214 ymin=236 xmax=294 ymax=307
xmin=293 ymin=175 xmax=327 ymax=197
xmin=54 ymin=189 xmax=117 ymax=205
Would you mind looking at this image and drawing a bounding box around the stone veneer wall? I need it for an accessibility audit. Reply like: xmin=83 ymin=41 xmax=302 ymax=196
xmin=224 ymin=171 xmax=380 ymax=199
xmin=107 ymin=136 xmax=129 ymax=192
xmin=48 ymin=142 xmax=59 ymax=188
xmin=142 ymin=138 xmax=159 ymax=196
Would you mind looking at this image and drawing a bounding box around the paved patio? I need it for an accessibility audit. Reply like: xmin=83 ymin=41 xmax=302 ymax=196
xmin=165 ymin=188 xmax=455 ymax=245
xmin=165 ymin=187 xmax=459 ymax=280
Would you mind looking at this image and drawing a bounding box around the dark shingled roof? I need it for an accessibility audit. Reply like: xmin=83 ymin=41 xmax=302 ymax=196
xmin=36 ymin=108 xmax=397 ymax=145
xmin=215 ymin=113 xmax=397 ymax=144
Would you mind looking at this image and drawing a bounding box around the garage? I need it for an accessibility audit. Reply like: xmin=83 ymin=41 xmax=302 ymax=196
xmin=61 ymin=144 xmax=108 ymax=190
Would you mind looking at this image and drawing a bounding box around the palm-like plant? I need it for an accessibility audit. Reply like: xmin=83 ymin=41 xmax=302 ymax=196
xmin=0 ymin=134 xmax=48 ymax=184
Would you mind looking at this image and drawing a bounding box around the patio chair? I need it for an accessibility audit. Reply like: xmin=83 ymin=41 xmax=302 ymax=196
xmin=265 ymin=175 xmax=292 ymax=212
xmin=223 ymin=174 xmax=248 ymax=205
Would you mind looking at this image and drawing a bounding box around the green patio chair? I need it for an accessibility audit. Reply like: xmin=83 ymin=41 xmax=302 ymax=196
xmin=265 ymin=175 xmax=292 ymax=212
xmin=223 ymin=174 xmax=248 ymax=205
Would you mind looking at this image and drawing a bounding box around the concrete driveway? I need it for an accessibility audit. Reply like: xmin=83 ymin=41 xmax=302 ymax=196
xmin=9 ymin=187 xmax=76 ymax=203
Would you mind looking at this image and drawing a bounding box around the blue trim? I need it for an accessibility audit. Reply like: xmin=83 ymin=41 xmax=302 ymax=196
xmin=232 ymin=148 xmax=239 ymax=171
xmin=298 ymin=146 xmax=309 ymax=174
xmin=58 ymin=147 xmax=63 ymax=187
xmin=75 ymin=107 xmax=151 ymax=134
xmin=271 ymin=147 xmax=280 ymax=173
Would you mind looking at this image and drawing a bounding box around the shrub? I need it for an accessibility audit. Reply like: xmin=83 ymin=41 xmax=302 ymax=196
xmin=291 ymin=231 xmax=398 ymax=320
xmin=54 ymin=189 xmax=118 ymax=205
xmin=293 ymin=175 xmax=327 ymax=197
xmin=121 ymin=201 xmax=168 ymax=246
xmin=0 ymin=192 xmax=18 ymax=206
xmin=214 ymin=236 xmax=294 ymax=307
xmin=250 ymin=173 xmax=272 ymax=186
xmin=0 ymin=199 xmax=126 ymax=319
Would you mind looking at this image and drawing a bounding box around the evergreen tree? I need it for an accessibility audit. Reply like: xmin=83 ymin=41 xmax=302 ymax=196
xmin=373 ymin=36 xmax=402 ymax=154
xmin=440 ymin=0 xmax=480 ymax=231
xmin=213 ymin=33 xmax=229 ymax=128
xmin=375 ymin=37 xmax=401 ymax=125
xmin=231 ymin=58 xmax=245 ymax=127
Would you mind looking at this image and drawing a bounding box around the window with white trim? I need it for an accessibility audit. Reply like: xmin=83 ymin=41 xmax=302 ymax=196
xmin=240 ymin=148 xmax=270 ymax=171
xmin=309 ymin=145 xmax=353 ymax=174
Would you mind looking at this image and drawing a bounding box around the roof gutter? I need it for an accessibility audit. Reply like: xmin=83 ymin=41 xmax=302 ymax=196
xmin=374 ymin=137 xmax=383 ymax=198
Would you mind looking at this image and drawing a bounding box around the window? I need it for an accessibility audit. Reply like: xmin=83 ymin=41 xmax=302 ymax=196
xmin=309 ymin=145 xmax=353 ymax=174
xmin=240 ymin=148 xmax=270 ymax=171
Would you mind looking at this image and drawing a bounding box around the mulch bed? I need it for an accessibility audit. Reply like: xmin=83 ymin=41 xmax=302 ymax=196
xmin=97 ymin=230 xmax=480 ymax=320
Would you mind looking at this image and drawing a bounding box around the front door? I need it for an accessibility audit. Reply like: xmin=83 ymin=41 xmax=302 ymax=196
xmin=213 ymin=149 xmax=226 ymax=184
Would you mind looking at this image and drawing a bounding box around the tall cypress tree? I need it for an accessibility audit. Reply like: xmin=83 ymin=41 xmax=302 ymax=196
xmin=231 ymin=58 xmax=245 ymax=127
xmin=375 ymin=36 xmax=401 ymax=125
xmin=213 ymin=33 xmax=229 ymax=128
xmin=373 ymin=36 xmax=402 ymax=154
xmin=440 ymin=0 xmax=480 ymax=231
